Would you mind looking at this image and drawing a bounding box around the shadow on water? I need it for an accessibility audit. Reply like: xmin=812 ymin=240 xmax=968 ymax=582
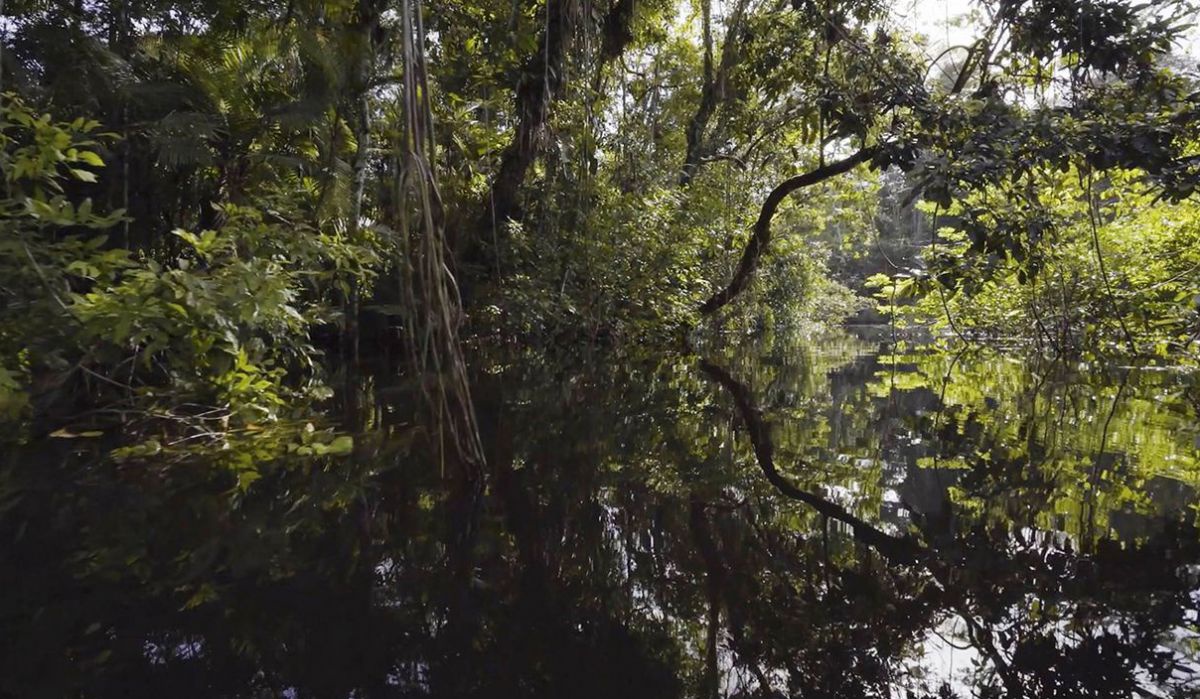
xmin=2 ymin=328 xmax=1199 ymax=697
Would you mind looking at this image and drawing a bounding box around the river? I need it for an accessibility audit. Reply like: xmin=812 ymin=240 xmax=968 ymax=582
xmin=3 ymin=327 xmax=1198 ymax=697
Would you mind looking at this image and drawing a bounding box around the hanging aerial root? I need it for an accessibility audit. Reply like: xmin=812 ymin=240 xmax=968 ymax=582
xmin=394 ymin=0 xmax=486 ymax=477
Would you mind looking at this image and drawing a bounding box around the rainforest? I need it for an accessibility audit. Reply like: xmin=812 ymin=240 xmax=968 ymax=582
xmin=2 ymin=0 xmax=1200 ymax=697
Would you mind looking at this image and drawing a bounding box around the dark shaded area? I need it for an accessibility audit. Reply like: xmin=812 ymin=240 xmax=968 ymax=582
xmin=2 ymin=331 xmax=1199 ymax=698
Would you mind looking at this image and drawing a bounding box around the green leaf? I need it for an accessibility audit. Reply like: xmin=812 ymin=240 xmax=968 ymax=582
xmin=236 ymin=470 xmax=261 ymax=490
xmin=326 ymin=435 xmax=354 ymax=455
xmin=48 ymin=428 xmax=103 ymax=438
xmin=76 ymin=150 xmax=105 ymax=167
xmin=69 ymin=168 xmax=97 ymax=183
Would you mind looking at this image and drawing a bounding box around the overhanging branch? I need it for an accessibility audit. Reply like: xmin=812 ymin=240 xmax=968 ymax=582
xmin=698 ymin=145 xmax=877 ymax=316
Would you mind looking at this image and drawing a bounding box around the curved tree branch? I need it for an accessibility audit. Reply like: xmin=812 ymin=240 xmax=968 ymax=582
xmin=698 ymin=145 xmax=877 ymax=315
xmin=697 ymin=357 xmax=922 ymax=564
xmin=698 ymin=354 xmax=1028 ymax=695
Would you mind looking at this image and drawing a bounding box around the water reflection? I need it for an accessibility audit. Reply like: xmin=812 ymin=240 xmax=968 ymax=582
xmin=2 ymin=329 xmax=1198 ymax=697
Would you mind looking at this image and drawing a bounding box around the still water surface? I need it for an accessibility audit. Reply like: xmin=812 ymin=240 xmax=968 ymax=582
xmin=3 ymin=328 xmax=1199 ymax=697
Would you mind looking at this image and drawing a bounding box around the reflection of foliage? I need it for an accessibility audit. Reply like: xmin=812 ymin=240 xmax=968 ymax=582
xmin=699 ymin=332 xmax=1200 ymax=698
xmin=861 ymin=345 xmax=1200 ymax=539
xmin=2 ymin=0 xmax=1198 ymax=696
xmin=2 ymin=329 xmax=1198 ymax=697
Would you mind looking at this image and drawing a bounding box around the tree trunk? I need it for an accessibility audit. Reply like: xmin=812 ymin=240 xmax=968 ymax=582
xmin=466 ymin=0 xmax=639 ymax=273
xmin=680 ymin=0 xmax=748 ymax=186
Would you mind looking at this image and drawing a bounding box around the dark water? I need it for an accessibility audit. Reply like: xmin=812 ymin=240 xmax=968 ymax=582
xmin=3 ymin=328 xmax=1199 ymax=698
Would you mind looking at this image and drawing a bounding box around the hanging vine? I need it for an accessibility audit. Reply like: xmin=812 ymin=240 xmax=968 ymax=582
xmin=394 ymin=0 xmax=486 ymax=478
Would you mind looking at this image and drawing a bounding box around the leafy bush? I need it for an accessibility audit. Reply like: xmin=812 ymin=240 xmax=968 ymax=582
xmin=871 ymin=167 xmax=1200 ymax=360
xmin=0 ymin=94 xmax=379 ymax=464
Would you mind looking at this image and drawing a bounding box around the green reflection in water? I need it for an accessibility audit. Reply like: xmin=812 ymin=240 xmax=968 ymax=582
xmin=2 ymin=328 xmax=1198 ymax=698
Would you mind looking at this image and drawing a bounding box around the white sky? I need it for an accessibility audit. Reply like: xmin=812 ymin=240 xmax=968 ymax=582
xmin=897 ymin=0 xmax=978 ymax=49
xmin=903 ymin=0 xmax=1200 ymax=62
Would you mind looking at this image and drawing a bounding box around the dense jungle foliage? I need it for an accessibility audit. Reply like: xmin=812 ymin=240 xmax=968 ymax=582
xmin=2 ymin=0 xmax=1200 ymax=697
xmin=2 ymin=0 xmax=1200 ymax=451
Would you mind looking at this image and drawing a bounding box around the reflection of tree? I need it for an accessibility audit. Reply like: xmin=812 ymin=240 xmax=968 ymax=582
xmin=889 ymin=348 xmax=1200 ymax=540
xmin=698 ymin=357 xmax=923 ymax=565
xmin=699 ymin=347 xmax=1200 ymax=698
xmin=2 ymin=337 xmax=1198 ymax=698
